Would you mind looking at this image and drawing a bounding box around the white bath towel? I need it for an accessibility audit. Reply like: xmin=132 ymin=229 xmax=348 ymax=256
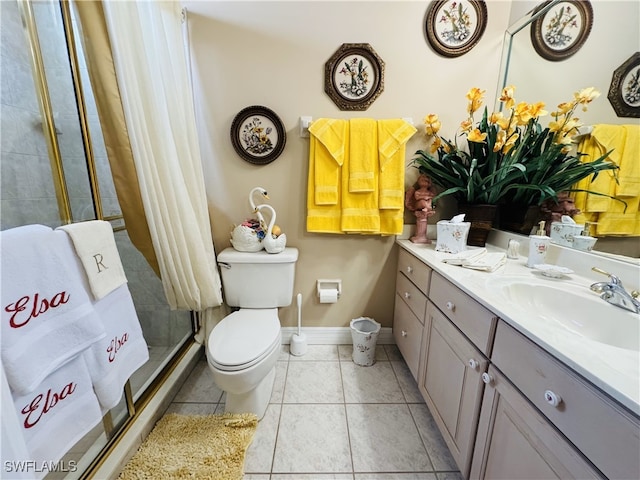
xmin=57 ymin=220 xmax=127 ymax=300
xmin=1 ymin=358 xmax=31 ymax=480
xmin=1 ymin=225 xmax=106 ymax=395
xmin=83 ymin=285 xmax=149 ymax=411
xmin=11 ymin=355 xmax=102 ymax=476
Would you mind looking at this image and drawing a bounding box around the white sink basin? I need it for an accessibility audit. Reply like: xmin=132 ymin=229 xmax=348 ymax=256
xmin=487 ymin=276 xmax=639 ymax=351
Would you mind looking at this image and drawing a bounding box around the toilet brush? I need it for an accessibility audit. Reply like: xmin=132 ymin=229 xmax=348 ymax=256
xmin=290 ymin=293 xmax=307 ymax=356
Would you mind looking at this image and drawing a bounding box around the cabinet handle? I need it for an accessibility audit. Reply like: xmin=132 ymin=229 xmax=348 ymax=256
xmin=446 ymin=301 xmax=455 ymax=311
xmin=481 ymin=372 xmax=493 ymax=385
xmin=544 ymin=390 xmax=563 ymax=407
xmin=404 ymin=292 xmax=411 ymax=299
xmin=401 ymin=330 xmax=408 ymax=337
xmin=406 ymin=266 xmax=413 ymax=274
xmin=468 ymin=359 xmax=479 ymax=370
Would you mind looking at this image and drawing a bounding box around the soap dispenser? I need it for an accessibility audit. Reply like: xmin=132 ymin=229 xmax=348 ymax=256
xmin=572 ymin=222 xmax=598 ymax=252
xmin=527 ymin=221 xmax=550 ymax=267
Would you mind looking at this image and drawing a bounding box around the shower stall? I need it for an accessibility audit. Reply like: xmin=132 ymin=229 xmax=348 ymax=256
xmin=1 ymin=0 xmax=195 ymax=476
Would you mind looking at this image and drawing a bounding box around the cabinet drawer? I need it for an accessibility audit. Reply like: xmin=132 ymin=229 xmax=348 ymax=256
xmin=396 ymin=272 xmax=427 ymax=322
xmin=393 ymin=293 xmax=423 ymax=380
xmin=398 ymin=249 xmax=431 ymax=295
xmin=429 ymin=272 xmax=496 ymax=355
xmin=493 ymin=321 xmax=640 ymax=480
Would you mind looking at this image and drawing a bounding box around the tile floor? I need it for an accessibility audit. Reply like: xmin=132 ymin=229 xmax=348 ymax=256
xmin=164 ymin=344 xmax=462 ymax=480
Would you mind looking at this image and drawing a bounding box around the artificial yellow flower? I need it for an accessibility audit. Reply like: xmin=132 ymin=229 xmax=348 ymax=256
xmin=424 ymin=114 xmax=441 ymax=136
xmin=499 ymin=85 xmax=516 ymax=110
xmin=489 ymin=111 xmax=504 ymax=124
xmin=429 ymin=136 xmax=442 ymax=154
xmin=493 ymin=130 xmax=505 ymax=152
xmin=513 ymin=102 xmax=533 ymax=125
xmin=575 ymin=87 xmax=600 ymax=105
xmin=460 ymin=118 xmax=473 ymax=132
xmin=554 ymin=102 xmax=573 ymax=116
xmin=548 ymin=120 xmax=563 ymax=132
xmin=466 ymin=87 xmax=485 ymax=115
xmin=529 ymin=102 xmax=548 ymax=118
xmin=467 ymin=128 xmax=487 ymax=143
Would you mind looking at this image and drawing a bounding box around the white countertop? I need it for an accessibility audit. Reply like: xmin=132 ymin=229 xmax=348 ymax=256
xmin=396 ymin=235 xmax=640 ymax=415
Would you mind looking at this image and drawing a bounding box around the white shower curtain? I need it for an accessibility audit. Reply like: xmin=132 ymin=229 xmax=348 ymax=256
xmin=101 ymin=1 xmax=223 ymax=314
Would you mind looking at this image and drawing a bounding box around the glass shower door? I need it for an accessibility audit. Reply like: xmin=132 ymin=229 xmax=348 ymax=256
xmin=0 ymin=1 xmax=194 ymax=476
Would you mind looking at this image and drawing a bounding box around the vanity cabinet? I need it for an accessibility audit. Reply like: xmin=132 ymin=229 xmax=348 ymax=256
xmin=393 ymin=244 xmax=640 ymax=480
xmin=393 ymin=249 xmax=431 ymax=380
xmin=470 ymin=365 xmax=601 ymax=479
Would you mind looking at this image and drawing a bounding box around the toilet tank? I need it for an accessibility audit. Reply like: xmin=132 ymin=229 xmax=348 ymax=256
xmin=217 ymin=247 xmax=298 ymax=308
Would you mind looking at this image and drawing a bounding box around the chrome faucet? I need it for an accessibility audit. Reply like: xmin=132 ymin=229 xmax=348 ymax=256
xmin=590 ymin=267 xmax=640 ymax=314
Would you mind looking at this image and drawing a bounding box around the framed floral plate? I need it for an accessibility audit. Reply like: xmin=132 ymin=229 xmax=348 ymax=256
xmin=230 ymin=106 xmax=286 ymax=165
xmin=608 ymin=52 xmax=640 ymax=118
xmin=424 ymin=0 xmax=488 ymax=58
xmin=324 ymin=43 xmax=385 ymax=111
xmin=530 ymin=0 xmax=593 ymax=62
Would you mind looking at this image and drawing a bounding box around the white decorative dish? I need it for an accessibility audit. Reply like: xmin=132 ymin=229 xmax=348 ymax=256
xmin=533 ymin=264 xmax=574 ymax=278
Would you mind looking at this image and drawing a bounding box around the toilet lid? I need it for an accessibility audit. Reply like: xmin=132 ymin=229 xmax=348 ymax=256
xmin=208 ymin=308 xmax=281 ymax=371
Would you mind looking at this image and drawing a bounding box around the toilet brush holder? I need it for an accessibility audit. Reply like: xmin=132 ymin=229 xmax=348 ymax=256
xmin=290 ymin=293 xmax=307 ymax=356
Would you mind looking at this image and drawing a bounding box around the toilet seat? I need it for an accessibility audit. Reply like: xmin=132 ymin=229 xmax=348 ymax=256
xmin=207 ymin=308 xmax=281 ymax=372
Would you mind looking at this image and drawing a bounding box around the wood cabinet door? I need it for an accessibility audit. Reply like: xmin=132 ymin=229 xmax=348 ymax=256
xmin=470 ymin=366 xmax=602 ymax=480
xmin=419 ymin=302 xmax=488 ymax=477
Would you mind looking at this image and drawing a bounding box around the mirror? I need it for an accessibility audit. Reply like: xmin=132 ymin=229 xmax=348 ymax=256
xmin=497 ymin=0 xmax=640 ymax=260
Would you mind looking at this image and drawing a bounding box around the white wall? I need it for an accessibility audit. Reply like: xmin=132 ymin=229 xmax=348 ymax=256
xmin=183 ymin=0 xmax=512 ymax=328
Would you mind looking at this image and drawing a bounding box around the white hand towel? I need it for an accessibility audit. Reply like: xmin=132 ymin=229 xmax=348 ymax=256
xmin=441 ymin=248 xmax=487 ymax=266
xmin=83 ymin=285 xmax=149 ymax=411
xmin=57 ymin=220 xmax=127 ymax=300
xmin=11 ymin=355 xmax=102 ymax=476
xmin=1 ymin=225 xmax=106 ymax=395
xmin=462 ymin=252 xmax=507 ymax=272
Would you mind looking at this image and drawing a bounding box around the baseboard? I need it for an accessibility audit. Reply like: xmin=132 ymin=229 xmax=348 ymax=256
xmin=280 ymin=326 xmax=395 ymax=345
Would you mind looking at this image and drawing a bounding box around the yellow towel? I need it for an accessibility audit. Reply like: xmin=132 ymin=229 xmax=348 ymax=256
xmin=574 ymin=126 xmax=622 ymax=212
xmin=308 ymin=119 xmax=347 ymax=205
xmin=341 ymin=122 xmax=380 ymax=233
xmin=306 ymin=127 xmax=342 ymax=233
xmin=615 ymin=124 xmax=640 ymax=197
xmin=348 ymin=118 xmax=377 ymax=192
xmin=573 ymin=124 xmax=640 ymax=236
xmin=378 ymin=119 xmax=416 ymax=209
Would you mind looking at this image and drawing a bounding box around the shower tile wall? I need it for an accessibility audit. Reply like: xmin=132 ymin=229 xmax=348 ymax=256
xmin=1 ymin=0 xmax=59 ymax=228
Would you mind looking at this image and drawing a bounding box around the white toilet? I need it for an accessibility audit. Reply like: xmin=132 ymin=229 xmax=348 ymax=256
xmin=206 ymin=246 xmax=298 ymax=420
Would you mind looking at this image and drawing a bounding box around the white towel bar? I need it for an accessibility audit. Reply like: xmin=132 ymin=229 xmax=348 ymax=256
xmin=299 ymin=116 xmax=415 ymax=138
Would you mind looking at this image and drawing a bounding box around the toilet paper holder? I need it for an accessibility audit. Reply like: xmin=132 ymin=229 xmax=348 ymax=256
xmin=317 ymin=279 xmax=342 ymax=299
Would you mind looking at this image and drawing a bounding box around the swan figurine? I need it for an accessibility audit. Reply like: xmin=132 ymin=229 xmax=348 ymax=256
xmin=249 ymin=186 xmax=269 ymax=224
xmin=255 ymin=203 xmax=286 ymax=254
xmin=230 ymin=187 xmax=270 ymax=252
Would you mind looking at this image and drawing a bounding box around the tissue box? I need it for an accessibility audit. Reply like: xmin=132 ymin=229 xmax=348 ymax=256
xmin=436 ymin=220 xmax=470 ymax=253
xmin=550 ymin=222 xmax=583 ymax=247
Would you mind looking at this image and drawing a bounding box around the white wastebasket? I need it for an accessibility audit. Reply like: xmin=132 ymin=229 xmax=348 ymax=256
xmin=349 ymin=317 xmax=381 ymax=366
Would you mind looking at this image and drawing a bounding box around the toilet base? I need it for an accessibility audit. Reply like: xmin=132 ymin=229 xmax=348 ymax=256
xmin=223 ymin=366 xmax=276 ymax=420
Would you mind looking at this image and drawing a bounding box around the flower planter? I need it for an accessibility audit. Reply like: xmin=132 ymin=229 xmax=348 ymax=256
xmin=498 ymin=204 xmax=541 ymax=235
xmin=458 ymin=204 xmax=498 ymax=247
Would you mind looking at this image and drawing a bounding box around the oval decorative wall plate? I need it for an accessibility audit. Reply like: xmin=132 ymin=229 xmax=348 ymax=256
xmin=424 ymin=0 xmax=488 ymax=58
xmin=530 ymin=0 xmax=593 ymax=62
xmin=230 ymin=106 xmax=287 ymax=165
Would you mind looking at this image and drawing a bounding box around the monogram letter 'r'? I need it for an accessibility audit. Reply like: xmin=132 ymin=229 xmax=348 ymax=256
xmin=93 ymin=253 xmax=108 ymax=273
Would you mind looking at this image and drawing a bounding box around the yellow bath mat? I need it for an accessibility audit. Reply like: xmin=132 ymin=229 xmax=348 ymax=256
xmin=117 ymin=412 xmax=258 ymax=480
